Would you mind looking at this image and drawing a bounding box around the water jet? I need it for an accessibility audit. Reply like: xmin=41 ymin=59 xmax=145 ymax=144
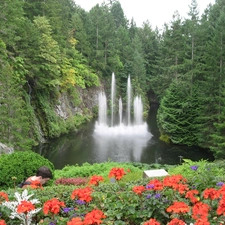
xmin=94 ymin=73 xmax=152 ymax=138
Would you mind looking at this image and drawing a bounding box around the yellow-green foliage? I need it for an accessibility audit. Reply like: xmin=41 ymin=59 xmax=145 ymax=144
xmin=54 ymin=162 xmax=143 ymax=182
xmin=159 ymin=134 xmax=170 ymax=143
xmin=54 ymin=162 xmax=173 ymax=184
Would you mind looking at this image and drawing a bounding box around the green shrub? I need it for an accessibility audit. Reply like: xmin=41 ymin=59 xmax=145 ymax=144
xmin=54 ymin=162 xmax=143 ymax=181
xmin=0 ymin=151 xmax=54 ymax=190
xmin=168 ymin=159 xmax=225 ymax=191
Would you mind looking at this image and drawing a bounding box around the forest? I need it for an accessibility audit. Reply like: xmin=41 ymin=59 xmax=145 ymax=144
xmin=0 ymin=0 xmax=225 ymax=159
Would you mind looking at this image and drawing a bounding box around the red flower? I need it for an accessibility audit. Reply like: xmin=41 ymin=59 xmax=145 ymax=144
xmin=71 ymin=187 xmax=92 ymax=203
xmin=167 ymin=218 xmax=186 ymax=225
xmin=147 ymin=179 xmax=163 ymax=191
xmin=173 ymin=183 xmax=189 ymax=195
xmin=218 ymin=184 xmax=225 ymax=197
xmin=142 ymin=218 xmax=161 ymax=225
xmin=0 ymin=192 xmax=8 ymax=202
xmin=203 ymin=188 xmax=219 ymax=200
xmin=108 ymin=167 xmax=126 ymax=180
xmin=185 ymin=190 xmax=199 ymax=203
xmin=163 ymin=174 xmax=187 ymax=187
xmin=29 ymin=180 xmax=43 ymax=189
xmin=83 ymin=209 xmax=106 ymax=225
xmin=0 ymin=220 xmax=6 ymax=225
xmin=43 ymin=198 xmax=65 ymax=215
xmin=194 ymin=218 xmax=210 ymax=225
xmin=166 ymin=201 xmax=190 ymax=214
xmin=192 ymin=202 xmax=210 ymax=220
xmin=89 ymin=175 xmax=104 ymax=186
xmin=163 ymin=175 xmax=189 ymax=194
xmin=217 ymin=195 xmax=225 ymax=215
xmin=67 ymin=217 xmax=83 ymax=225
xmin=17 ymin=200 xmax=35 ymax=214
xmin=132 ymin=186 xmax=146 ymax=195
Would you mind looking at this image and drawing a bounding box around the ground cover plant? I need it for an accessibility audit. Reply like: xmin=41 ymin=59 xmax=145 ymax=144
xmin=0 ymin=160 xmax=225 ymax=224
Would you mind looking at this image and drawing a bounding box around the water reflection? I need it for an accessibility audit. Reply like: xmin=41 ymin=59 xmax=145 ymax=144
xmin=93 ymin=133 xmax=151 ymax=162
xmin=34 ymin=105 xmax=214 ymax=169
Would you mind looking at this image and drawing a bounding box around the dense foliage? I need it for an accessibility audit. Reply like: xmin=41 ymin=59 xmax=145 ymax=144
xmin=0 ymin=151 xmax=54 ymax=189
xmin=1 ymin=0 xmax=225 ymax=158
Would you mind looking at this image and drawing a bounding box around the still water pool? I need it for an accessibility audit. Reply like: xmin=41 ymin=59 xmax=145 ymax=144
xmin=34 ymin=105 xmax=214 ymax=169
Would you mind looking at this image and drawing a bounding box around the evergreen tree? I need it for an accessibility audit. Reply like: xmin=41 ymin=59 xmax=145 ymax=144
xmin=110 ymin=1 xmax=128 ymax=28
xmin=85 ymin=4 xmax=107 ymax=75
xmin=137 ymin=21 xmax=160 ymax=91
xmin=32 ymin=16 xmax=61 ymax=90
xmin=157 ymin=81 xmax=199 ymax=146
xmin=152 ymin=12 xmax=185 ymax=99
xmin=130 ymin=34 xmax=146 ymax=95
xmin=0 ymin=0 xmax=25 ymax=57
xmin=205 ymin=0 xmax=225 ymax=157
xmin=182 ymin=0 xmax=201 ymax=92
xmin=71 ymin=11 xmax=91 ymax=58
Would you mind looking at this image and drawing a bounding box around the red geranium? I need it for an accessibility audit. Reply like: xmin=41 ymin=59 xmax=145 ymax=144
xmin=108 ymin=167 xmax=125 ymax=180
xmin=0 ymin=192 xmax=8 ymax=202
xmin=163 ymin=174 xmax=187 ymax=187
xmin=167 ymin=218 xmax=186 ymax=225
xmin=17 ymin=200 xmax=35 ymax=214
xmin=192 ymin=202 xmax=210 ymax=220
xmin=194 ymin=218 xmax=210 ymax=225
xmin=163 ymin=175 xmax=189 ymax=194
xmin=217 ymin=195 xmax=225 ymax=216
xmin=0 ymin=220 xmax=6 ymax=225
xmin=185 ymin=190 xmax=199 ymax=204
xmin=166 ymin=201 xmax=190 ymax=214
xmin=143 ymin=218 xmax=161 ymax=225
xmin=67 ymin=217 xmax=83 ymax=225
xmin=89 ymin=175 xmax=104 ymax=186
xmin=218 ymin=184 xmax=225 ymax=197
xmin=71 ymin=187 xmax=92 ymax=203
xmin=83 ymin=209 xmax=106 ymax=225
xmin=147 ymin=179 xmax=163 ymax=191
xmin=43 ymin=198 xmax=65 ymax=215
xmin=203 ymin=188 xmax=219 ymax=200
xmin=132 ymin=186 xmax=146 ymax=195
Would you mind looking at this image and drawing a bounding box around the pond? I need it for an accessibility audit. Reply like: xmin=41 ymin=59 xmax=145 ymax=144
xmin=34 ymin=104 xmax=214 ymax=169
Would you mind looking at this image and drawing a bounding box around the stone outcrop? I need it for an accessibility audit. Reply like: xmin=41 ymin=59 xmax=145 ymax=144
xmin=54 ymin=86 xmax=100 ymax=119
xmin=0 ymin=142 xmax=14 ymax=154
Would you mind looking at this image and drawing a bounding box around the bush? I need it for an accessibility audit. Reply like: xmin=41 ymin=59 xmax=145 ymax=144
xmin=168 ymin=159 xmax=225 ymax=191
xmin=0 ymin=151 xmax=54 ymax=189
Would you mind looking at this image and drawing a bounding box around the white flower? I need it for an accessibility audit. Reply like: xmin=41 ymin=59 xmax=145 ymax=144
xmin=2 ymin=189 xmax=41 ymax=225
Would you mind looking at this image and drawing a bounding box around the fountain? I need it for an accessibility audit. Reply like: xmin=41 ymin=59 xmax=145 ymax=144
xmin=98 ymin=91 xmax=107 ymax=125
xmin=94 ymin=73 xmax=152 ymax=138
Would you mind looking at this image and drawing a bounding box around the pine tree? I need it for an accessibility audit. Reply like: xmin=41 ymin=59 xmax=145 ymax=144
xmin=152 ymin=12 xmax=185 ymax=99
xmin=205 ymin=0 xmax=225 ymax=157
xmin=157 ymin=81 xmax=199 ymax=146
xmin=130 ymin=34 xmax=146 ymax=95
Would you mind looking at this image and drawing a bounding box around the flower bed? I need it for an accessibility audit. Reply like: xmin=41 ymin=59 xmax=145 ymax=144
xmin=1 ymin=161 xmax=225 ymax=224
